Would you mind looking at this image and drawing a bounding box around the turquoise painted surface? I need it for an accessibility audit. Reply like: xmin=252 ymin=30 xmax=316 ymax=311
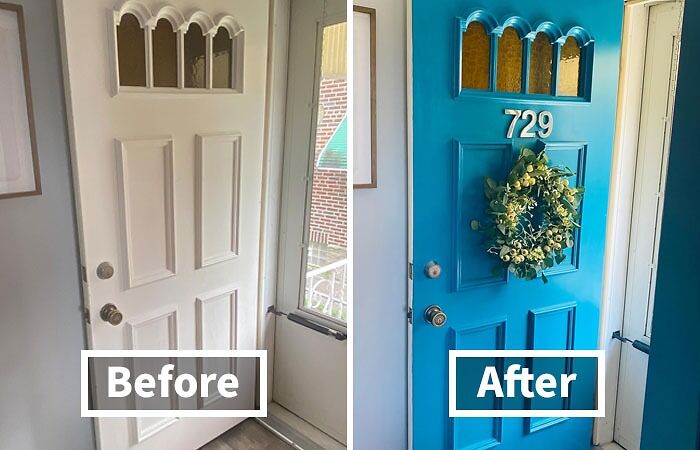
xmin=411 ymin=1 xmax=623 ymax=448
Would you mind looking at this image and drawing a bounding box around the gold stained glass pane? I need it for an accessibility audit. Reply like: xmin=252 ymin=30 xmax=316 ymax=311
xmin=558 ymin=36 xmax=582 ymax=96
xmin=212 ymin=28 xmax=233 ymax=89
xmin=116 ymin=13 xmax=146 ymax=87
xmin=528 ymin=32 xmax=553 ymax=95
xmin=185 ymin=23 xmax=207 ymax=88
xmin=153 ymin=19 xmax=178 ymax=88
xmin=461 ymin=21 xmax=490 ymax=90
xmin=496 ymin=27 xmax=522 ymax=93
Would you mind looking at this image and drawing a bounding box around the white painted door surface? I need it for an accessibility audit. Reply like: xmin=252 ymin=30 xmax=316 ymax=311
xmin=59 ymin=0 xmax=269 ymax=448
xmin=615 ymin=3 xmax=681 ymax=449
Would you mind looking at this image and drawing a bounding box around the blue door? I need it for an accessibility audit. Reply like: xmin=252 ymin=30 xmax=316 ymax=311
xmin=411 ymin=1 xmax=623 ymax=449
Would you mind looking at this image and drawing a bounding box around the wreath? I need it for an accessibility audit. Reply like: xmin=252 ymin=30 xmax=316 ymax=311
xmin=470 ymin=148 xmax=584 ymax=283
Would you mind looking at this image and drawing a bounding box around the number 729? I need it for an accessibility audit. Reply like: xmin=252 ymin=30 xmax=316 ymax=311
xmin=505 ymin=109 xmax=554 ymax=139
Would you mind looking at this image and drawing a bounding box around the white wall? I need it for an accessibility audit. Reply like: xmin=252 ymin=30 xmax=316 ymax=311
xmin=353 ymin=0 xmax=408 ymax=448
xmin=0 ymin=0 xmax=93 ymax=448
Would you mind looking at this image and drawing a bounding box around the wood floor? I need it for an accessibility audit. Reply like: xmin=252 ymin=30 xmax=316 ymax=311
xmin=199 ymin=419 xmax=293 ymax=450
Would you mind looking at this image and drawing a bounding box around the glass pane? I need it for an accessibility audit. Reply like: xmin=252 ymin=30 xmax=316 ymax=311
xmin=496 ymin=27 xmax=522 ymax=93
xmin=212 ymin=27 xmax=233 ymax=88
xmin=116 ymin=13 xmax=146 ymax=87
xmin=558 ymin=36 xmax=582 ymax=96
xmin=152 ymin=19 xmax=177 ymax=88
xmin=303 ymin=22 xmax=348 ymax=323
xmin=184 ymin=23 xmax=207 ymax=88
xmin=528 ymin=32 xmax=553 ymax=94
xmin=461 ymin=21 xmax=490 ymax=90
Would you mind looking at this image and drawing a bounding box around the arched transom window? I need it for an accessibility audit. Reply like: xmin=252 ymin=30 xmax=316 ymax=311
xmin=457 ymin=13 xmax=593 ymax=100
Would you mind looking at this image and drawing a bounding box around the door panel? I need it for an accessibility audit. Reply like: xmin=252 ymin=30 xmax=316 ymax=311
xmin=116 ymin=137 xmax=176 ymax=288
xmin=411 ymin=1 xmax=623 ymax=448
xmin=60 ymin=0 xmax=269 ymax=448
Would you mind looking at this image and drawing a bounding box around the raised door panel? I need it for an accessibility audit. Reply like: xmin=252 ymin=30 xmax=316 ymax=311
xmin=116 ymin=137 xmax=176 ymax=288
xmin=195 ymin=133 xmax=241 ymax=268
xmin=126 ymin=307 xmax=179 ymax=443
xmin=195 ymin=286 xmax=239 ymax=408
xmin=450 ymin=320 xmax=506 ymax=450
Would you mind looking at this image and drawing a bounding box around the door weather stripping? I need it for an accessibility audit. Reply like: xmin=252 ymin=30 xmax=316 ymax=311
xmin=267 ymin=306 xmax=347 ymax=341
xmin=611 ymin=330 xmax=650 ymax=355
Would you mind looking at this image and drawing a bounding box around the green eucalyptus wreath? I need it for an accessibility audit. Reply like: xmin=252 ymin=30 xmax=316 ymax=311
xmin=470 ymin=149 xmax=584 ymax=283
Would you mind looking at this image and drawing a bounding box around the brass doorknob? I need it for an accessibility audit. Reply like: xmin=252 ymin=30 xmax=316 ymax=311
xmin=100 ymin=303 xmax=123 ymax=326
xmin=425 ymin=305 xmax=447 ymax=327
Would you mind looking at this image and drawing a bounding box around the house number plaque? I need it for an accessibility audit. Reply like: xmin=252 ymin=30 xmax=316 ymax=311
xmin=505 ymin=109 xmax=554 ymax=139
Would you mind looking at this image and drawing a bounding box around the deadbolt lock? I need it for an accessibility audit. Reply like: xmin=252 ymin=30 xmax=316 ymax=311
xmin=100 ymin=303 xmax=123 ymax=326
xmin=96 ymin=262 xmax=114 ymax=280
xmin=424 ymin=261 xmax=442 ymax=279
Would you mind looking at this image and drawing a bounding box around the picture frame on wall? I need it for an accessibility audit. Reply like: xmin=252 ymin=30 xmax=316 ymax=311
xmin=0 ymin=2 xmax=40 ymax=199
xmin=353 ymin=5 xmax=376 ymax=189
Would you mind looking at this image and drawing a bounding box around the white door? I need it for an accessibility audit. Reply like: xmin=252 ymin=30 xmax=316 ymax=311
xmin=273 ymin=0 xmax=347 ymax=445
xmin=615 ymin=3 xmax=682 ymax=449
xmin=59 ymin=0 xmax=269 ymax=448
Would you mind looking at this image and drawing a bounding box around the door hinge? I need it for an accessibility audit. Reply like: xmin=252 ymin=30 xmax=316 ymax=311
xmin=408 ymin=262 xmax=413 ymax=280
xmin=81 ymin=265 xmax=87 ymax=283
xmin=83 ymin=308 xmax=90 ymax=324
xmin=407 ymin=307 xmax=413 ymax=324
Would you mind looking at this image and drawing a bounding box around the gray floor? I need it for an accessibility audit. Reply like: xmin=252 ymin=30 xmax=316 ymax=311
xmin=199 ymin=419 xmax=293 ymax=450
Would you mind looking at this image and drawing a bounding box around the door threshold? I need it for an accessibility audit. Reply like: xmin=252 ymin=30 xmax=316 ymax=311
xmin=592 ymin=443 xmax=626 ymax=450
xmin=257 ymin=402 xmax=346 ymax=450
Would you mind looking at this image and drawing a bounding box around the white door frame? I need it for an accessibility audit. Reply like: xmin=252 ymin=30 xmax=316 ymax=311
xmin=258 ymin=0 xmax=291 ymax=404
xmin=593 ymin=0 xmax=683 ymax=445
xmin=405 ymin=1 xmax=414 ymax=450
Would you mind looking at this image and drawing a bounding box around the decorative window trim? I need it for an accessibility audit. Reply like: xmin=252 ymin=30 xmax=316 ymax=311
xmin=455 ymin=10 xmax=594 ymax=102
xmin=111 ymin=0 xmax=244 ymax=95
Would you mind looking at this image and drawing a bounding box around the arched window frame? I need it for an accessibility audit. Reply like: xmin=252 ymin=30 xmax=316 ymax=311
xmin=455 ymin=11 xmax=498 ymax=95
xmin=455 ymin=10 xmax=594 ymax=102
xmin=524 ymin=22 xmax=562 ymax=97
xmin=494 ymin=17 xmax=530 ymax=94
xmin=149 ymin=8 xmax=186 ymax=89
xmin=556 ymin=27 xmax=595 ymax=99
xmin=111 ymin=1 xmax=244 ymax=95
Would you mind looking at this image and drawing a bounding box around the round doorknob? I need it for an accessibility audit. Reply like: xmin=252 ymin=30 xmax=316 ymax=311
xmin=425 ymin=305 xmax=447 ymax=327
xmin=100 ymin=303 xmax=123 ymax=326
xmin=424 ymin=261 xmax=442 ymax=279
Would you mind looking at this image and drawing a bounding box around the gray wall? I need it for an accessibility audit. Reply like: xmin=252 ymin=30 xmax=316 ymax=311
xmin=0 ymin=0 xmax=93 ymax=449
xmin=353 ymin=0 xmax=408 ymax=448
